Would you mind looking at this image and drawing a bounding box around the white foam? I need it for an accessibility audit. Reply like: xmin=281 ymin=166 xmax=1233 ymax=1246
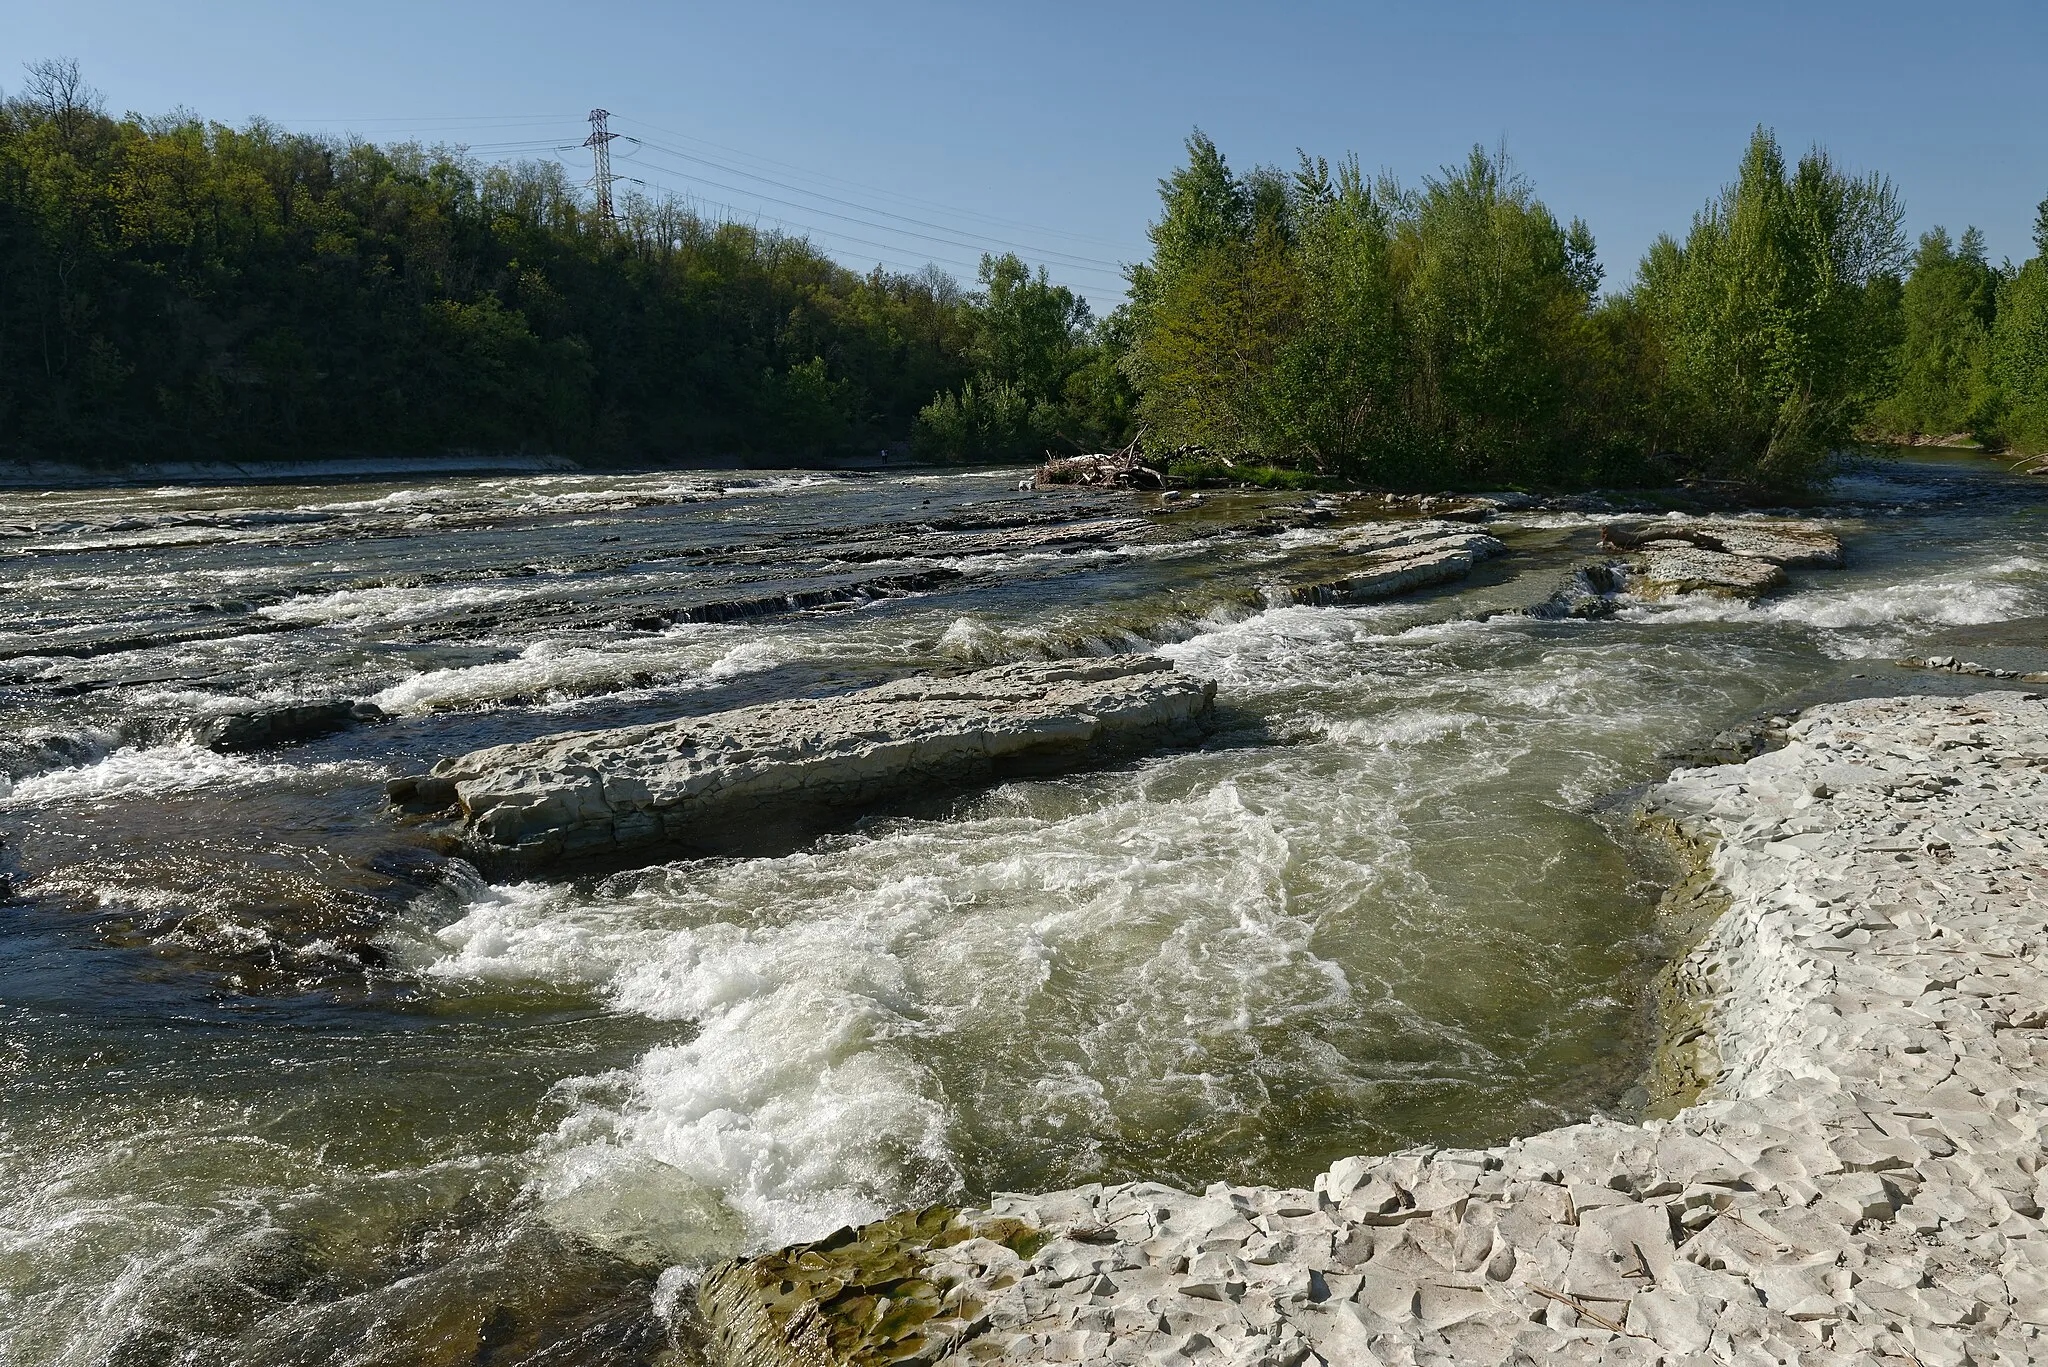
xmin=258 ymin=581 xmax=542 ymax=627
xmin=403 ymin=776 xmax=1363 ymax=1259
xmin=0 ymin=745 xmax=371 ymax=806
xmin=1619 ymin=553 xmax=2047 ymax=657
xmin=368 ymin=627 xmax=807 ymax=715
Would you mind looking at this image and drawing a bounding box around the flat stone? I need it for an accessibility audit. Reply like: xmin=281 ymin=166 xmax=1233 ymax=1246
xmin=1603 ymin=517 xmax=1845 ymax=568
xmin=1631 ymin=544 xmax=1788 ymax=598
xmin=1267 ymin=520 xmax=1506 ymax=606
xmin=389 ymin=656 xmax=1216 ymax=871
xmin=196 ymin=698 xmax=385 ymax=752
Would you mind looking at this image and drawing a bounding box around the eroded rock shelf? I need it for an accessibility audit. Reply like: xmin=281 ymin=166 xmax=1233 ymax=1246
xmin=700 ymin=690 xmax=2048 ymax=1367
xmin=388 ymin=656 xmax=1217 ymax=870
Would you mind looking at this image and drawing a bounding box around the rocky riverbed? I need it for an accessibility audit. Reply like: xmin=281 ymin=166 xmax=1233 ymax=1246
xmin=701 ymin=689 xmax=2048 ymax=1367
xmin=6 ymin=450 xmax=2048 ymax=1366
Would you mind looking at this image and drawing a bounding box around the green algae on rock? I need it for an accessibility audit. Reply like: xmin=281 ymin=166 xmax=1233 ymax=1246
xmin=699 ymin=1208 xmax=1049 ymax=1367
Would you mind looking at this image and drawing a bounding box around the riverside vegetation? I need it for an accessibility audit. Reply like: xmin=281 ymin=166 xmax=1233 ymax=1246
xmin=4 ymin=58 xmax=2048 ymax=483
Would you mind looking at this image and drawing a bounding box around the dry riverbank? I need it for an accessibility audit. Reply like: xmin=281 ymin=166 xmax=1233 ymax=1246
xmin=701 ymin=689 xmax=2048 ymax=1367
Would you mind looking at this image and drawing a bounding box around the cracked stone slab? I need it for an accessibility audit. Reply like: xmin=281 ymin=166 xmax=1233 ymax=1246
xmin=1606 ymin=517 xmax=1845 ymax=600
xmin=388 ymin=655 xmax=1216 ymax=871
xmin=1266 ymin=520 xmax=1508 ymax=607
xmin=1603 ymin=517 xmax=1845 ymax=569
xmin=701 ymin=689 xmax=2048 ymax=1367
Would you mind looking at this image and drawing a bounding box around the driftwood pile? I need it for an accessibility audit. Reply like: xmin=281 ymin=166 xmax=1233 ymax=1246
xmin=1034 ymin=438 xmax=1163 ymax=490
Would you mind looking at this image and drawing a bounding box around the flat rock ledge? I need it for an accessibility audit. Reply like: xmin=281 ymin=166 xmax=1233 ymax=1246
xmin=1268 ymin=521 xmax=1508 ymax=607
xmin=700 ymin=690 xmax=2048 ymax=1367
xmin=387 ymin=656 xmax=1216 ymax=869
xmin=1604 ymin=518 xmax=1845 ymax=600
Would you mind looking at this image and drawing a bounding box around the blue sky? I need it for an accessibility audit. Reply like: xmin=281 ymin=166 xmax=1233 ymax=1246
xmin=8 ymin=0 xmax=2045 ymax=312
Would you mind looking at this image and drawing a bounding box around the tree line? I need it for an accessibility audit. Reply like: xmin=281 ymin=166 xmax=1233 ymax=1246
xmin=1121 ymin=130 xmax=2048 ymax=491
xmin=0 ymin=60 xmax=982 ymax=463
xmin=4 ymin=59 xmax=2045 ymax=488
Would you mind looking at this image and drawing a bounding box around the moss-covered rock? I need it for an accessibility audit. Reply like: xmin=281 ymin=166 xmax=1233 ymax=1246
xmin=698 ymin=1207 xmax=1046 ymax=1367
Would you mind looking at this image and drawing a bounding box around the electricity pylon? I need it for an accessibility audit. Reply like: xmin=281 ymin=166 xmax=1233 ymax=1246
xmin=584 ymin=108 xmax=619 ymax=230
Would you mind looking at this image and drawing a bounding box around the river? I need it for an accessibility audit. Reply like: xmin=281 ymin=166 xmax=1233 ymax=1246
xmin=1 ymin=450 xmax=2042 ymax=1365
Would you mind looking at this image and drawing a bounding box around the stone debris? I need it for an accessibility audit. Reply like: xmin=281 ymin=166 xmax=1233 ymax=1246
xmin=386 ymin=656 xmax=1216 ymax=870
xmin=1900 ymin=655 xmax=2048 ymax=684
xmin=1606 ymin=517 xmax=1845 ymax=600
xmin=1268 ymin=521 xmax=1507 ymax=607
xmin=700 ymin=689 xmax=2048 ymax=1367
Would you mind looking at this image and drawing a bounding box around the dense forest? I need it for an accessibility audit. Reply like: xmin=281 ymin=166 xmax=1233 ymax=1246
xmin=4 ymin=58 xmax=2047 ymax=488
xmin=0 ymin=61 xmax=998 ymax=463
xmin=1124 ymin=131 xmax=2048 ymax=489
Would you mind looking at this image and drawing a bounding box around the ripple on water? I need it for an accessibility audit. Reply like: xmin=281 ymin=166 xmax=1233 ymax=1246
xmin=395 ymin=606 xmax=1748 ymax=1263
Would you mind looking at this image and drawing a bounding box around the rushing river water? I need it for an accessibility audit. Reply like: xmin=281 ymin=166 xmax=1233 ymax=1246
xmin=2 ymin=450 xmax=2044 ymax=1365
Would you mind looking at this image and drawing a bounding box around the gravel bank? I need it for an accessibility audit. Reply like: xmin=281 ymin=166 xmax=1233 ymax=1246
xmin=701 ymin=689 xmax=2048 ymax=1367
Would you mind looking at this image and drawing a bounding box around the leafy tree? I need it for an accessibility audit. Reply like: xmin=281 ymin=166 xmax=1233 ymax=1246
xmin=1632 ymin=128 xmax=1906 ymax=488
xmin=1126 ymin=139 xmax=1626 ymax=486
xmin=1392 ymin=146 xmax=1611 ymax=482
xmin=1992 ymin=247 xmax=2048 ymax=456
xmin=0 ymin=62 xmax=985 ymax=463
xmin=1261 ymin=155 xmax=1406 ymax=476
xmin=966 ymin=254 xmax=1090 ymax=397
xmin=1868 ymin=227 xmax=1998 ymax=441
xmin=914 ymin=253 xmax=1125 ymax=460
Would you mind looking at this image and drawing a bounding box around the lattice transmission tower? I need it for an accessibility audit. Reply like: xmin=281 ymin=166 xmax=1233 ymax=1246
xmin=584 ymin=108 xmax=620 ymax=230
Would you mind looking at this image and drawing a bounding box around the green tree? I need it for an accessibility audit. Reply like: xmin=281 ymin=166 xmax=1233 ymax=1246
xmin=914 ymin=252 xmax=1125 ymax=460
xmin=1261 ymin=155 xmax=1407 ymax=477
xmin=1392 ymin=146 xmax=1610 ymax=482
xmin=1126 ymin=137 xmax=1623 ymax=485
xmin=1992 ymin=230 xmax=2048 ymax=456
xmin=1869 ymin=226 xmax=1998 ymax=441
xmin=0 ymin=60 xmax=987 ymax=464
xmin=1632 ymin=128 xmax=1906 ymax=489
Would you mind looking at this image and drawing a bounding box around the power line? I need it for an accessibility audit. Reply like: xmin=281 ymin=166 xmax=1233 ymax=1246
xmin=599 ymin=158 xmax=1127 ymax=306
xmin=616 ymin=134 xmax=1126 ymax=272
xmin=617 ymin=139 xmax=1129 ymax=283
xmin=611 ymin=164 xmax=1126 ymax=306
xmin=272 ymin=113 xmax=578 ymax=127
xmin=610 ymin=173 xmax=999 ymax=278
xmin=610 ymin=114 xmax=1128 ymax=251
xmin=269 ymin=107 xmax=1132 ymax=303
xmin=256 ymin=110 xmax=1137 ymax=268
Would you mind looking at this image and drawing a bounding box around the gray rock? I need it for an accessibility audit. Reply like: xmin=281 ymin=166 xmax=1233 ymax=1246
xmin=1631 ymin=543 xmax=1787 ymax=598
xmin=1527 ymin=562 xmax=1627 ymax=619
xmin=196 ymin=699 xmax=385 ymax=753
xmin=1603 ymin=516 xmax=1845 ymax=569
xmin=1268 ymin=520 xmax=1507 ymax=607
xmin=388 ymin=656 xmax=1216 ymax=870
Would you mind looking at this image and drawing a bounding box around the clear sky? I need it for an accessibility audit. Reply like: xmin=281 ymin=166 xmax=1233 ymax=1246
xmin=8 ymin=0 xmax=2045 ymax=313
